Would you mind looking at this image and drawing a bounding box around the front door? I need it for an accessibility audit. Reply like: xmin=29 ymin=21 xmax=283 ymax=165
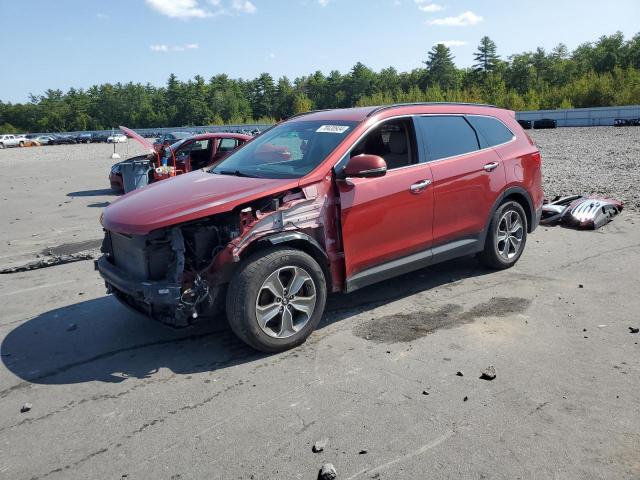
xmin=337 ymin=118 xmax=434 ymax=286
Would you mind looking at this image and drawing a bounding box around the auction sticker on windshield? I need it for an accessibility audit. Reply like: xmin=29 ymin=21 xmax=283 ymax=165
xmin=316 ymin=125 xmax=350 ymax=134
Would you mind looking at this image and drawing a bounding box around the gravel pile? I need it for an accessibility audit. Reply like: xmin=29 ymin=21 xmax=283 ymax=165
xmin=530 ymin=127 xmax=640 ymax=210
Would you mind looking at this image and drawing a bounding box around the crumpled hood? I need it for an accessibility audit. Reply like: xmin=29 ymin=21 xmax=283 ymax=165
xmin=102 ymin=170 xmax=296 ymax=235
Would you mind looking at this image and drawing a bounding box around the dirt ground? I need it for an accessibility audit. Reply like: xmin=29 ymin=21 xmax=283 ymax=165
xmin=0 ymin=133 xmax=639 ymax=479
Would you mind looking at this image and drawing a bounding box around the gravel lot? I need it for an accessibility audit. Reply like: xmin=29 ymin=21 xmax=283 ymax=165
xmin=0 ymin=129 xmax=639 ymax=479
xmin=530 ymin=126 xmax=640 ymax=210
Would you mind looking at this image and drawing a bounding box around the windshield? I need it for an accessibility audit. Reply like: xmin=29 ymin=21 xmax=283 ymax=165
xmin=210 ymin=120 xmax=357 ymax=179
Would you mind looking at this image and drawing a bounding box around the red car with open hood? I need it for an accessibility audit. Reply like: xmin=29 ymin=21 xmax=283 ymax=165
xmin=97 ymin=103 xmax=543 ymax=352
xmin=109 ymin=127 xmax=250 ymax=192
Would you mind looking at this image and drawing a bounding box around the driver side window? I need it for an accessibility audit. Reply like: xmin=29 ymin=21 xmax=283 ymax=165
xmin=350 ymin=119 xmax=416 ymax=170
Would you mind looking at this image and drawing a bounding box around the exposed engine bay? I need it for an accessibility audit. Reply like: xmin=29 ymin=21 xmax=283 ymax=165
xmin=97 ymin=182 xmax=340 ymax=327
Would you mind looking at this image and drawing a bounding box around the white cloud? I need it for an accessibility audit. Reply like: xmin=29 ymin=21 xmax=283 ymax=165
xmin=146 ymin=0 xmax=256 ymax=19
xmin=231 ymin=0 xmax=256 ymax=13
xmin=434 ymin=40 xmax=467 ymax=47
xmin=145 ymin=0 xmax=211 ymax=18
xmin=428 ymin=10 xmax=483 ymax=26
xmin=415 ymin=1 xmax=444 ymax=12
xmin=318 ymin=0 xmax=330 ymax=6
xmin=96 ymin=12 xmax=110 ymax=20
xmin=150 ymin=43 xmax=199 ymax=52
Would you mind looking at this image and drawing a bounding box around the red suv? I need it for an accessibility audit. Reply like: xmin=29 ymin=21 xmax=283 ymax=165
xmin=96 ymin=103 xmax=543 ymax=352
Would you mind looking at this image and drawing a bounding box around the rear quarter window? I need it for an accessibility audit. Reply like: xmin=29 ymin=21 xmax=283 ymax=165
xmin=466 ymin=115 xmax=515 ymax=148
xmin=416 ymin=116 xmax=480 ymax=161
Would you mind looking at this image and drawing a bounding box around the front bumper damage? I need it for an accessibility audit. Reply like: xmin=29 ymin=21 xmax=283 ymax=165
xmin=95 ymin=256 xmax=187 ymax=323
xmin=95 ymin=226 xmax=211 ymax=327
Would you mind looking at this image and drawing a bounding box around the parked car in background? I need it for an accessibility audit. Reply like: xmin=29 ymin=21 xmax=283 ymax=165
xmin=517 ymin=119 xmax=532 ymax=130
xmin=92 ymin=132 xmax=110 ymax=143
xmin=153 ymin=131 xmax=191 ymax=149
xmin=97 ymin=103 xmax=543 ymax=352
xmin=107 ymin=133 xmax=128 ymax=143
xmin=533 ymin=118 xmax=557 ymax=129
xmin=0 ymin=134 xmax=20 ymax=148
xmin=52 ymin=134 xmax=78 ymax=145
xmin=33 ymin=135 xmax=55 ymax=145
xmin=75 ymin=133 xmax=94 ymax=143
xmin=15 ymin=134 xmax=41 ymax=147
xmin=109 ymin=130 xmax=251 ymax=192
xmin=614 ymin=118 xmax=640 ymax=127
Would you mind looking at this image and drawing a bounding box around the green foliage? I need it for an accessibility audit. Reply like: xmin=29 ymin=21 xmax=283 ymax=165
xmin=473 ymin=36 xmax=500 ymax=74
xmin=425 ymin=44 xmax=459 ymax=90
xmin=1 ymin=31 xmax=639 ymax=133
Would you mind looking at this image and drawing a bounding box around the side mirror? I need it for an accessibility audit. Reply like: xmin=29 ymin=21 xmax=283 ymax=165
xmin=342 ymin=154 xmax=387 ymax=178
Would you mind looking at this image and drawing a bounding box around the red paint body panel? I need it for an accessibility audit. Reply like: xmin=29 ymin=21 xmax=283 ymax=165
xmin=429 ymin=148 xmax=505 ymax=245
xmin=102 ymin=170 xmax=296 ymax=235
xmin=338 ymin=164 xmax=434 ymax=278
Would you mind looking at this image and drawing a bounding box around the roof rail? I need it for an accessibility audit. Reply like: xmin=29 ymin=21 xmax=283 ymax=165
xmin=365 ymin=102 xmax=498 ymax=117
xmin=285 ymin=108 xmax=336 ymax=121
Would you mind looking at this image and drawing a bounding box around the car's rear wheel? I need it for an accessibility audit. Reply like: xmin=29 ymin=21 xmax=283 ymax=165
xmin=478 ymin=200 xmax=527 ymax=269
xmin=226 ymin=247 xmax=327 ymax=352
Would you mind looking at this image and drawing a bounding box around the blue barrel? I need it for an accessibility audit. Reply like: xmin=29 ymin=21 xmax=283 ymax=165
xmin=121 ymin=158 xmax=151 ymax=193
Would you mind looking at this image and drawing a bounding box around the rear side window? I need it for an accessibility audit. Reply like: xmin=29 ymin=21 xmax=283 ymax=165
xmin=466 ymin=115 xmax=514 ymax=148
xmin=416 ymin=116 xmax=479 ymax=161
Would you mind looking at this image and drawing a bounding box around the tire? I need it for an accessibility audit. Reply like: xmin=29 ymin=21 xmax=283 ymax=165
xmin=0 ymin=143 xmax=4 ymax=149
xmin=226 ymin=247 xmax=327 ymax=352
xmin=19 ymin=141 xmax=24 ymax=147
xmin=478 ymin=200 xmax=528 ymax=270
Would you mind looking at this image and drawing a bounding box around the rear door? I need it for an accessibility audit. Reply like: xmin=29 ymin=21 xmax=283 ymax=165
xmin=337 ymin=118 xmax=434 ymax=283
xmin=415 ymin=115 xmax=506 ymax=247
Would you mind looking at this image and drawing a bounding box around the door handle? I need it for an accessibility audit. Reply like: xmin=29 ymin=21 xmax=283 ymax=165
xmin=483 ymin=162 xmax=499 ymax=172
xmin=410 ymin=179 xmax=432 ymax=193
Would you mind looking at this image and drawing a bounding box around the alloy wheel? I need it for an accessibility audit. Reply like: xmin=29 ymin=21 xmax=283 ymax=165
xmin=496 ymin=210 xmax=524 ymax=260
xmin=255 ymin=266 xmax=317 ymax=338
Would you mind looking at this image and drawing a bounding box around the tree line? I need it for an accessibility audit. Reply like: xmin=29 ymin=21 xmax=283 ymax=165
xmin=1 ymin=31 xmax=639 ymax=133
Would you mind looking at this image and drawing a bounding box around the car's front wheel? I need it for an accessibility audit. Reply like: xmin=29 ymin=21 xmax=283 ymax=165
xmin=478 ymin=200 xmax=528 ymax=269
xmin=226 ymin=247 xmax=327 ymax=352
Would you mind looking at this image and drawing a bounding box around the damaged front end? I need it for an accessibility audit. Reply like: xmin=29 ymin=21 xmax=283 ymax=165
xmin=96 ymin=180 xmax=340 ymax=328
xmin=96 ymin=225 xmax=217 ymax=327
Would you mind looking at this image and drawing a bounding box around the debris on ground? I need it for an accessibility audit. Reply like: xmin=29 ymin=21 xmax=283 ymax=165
xmin=312 ymin=438 xmax=328 ymax=453
xmin=422 ymin=390 xmax=429 ymax=396
xmin=317 ymin=463 xmax=337 ymax=480
xmin=20 ymin=403 xmax=32 ymax=413
xmin=0 ymin=251 xmax=97 ymax=274
xmin=456 ymin=371 xmax=464 ymax=377
xmin=629 ymin=327 xmax=639 ymax=334
xmin=480 ymin=366 xmax=496 ymax=381
xmin=359 ymin=450 xmax=368 ymax=455
xmin=540 ymin=195 xmax=623 ymax=230
xmin=463 ymin=396 xmax=468 ymax=402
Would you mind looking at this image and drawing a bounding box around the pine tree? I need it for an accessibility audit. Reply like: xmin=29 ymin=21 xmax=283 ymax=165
xmin=473 ymin=36 xmax=500 ymax=73
xmin=425 ymin=44 xmax=458 ymax=90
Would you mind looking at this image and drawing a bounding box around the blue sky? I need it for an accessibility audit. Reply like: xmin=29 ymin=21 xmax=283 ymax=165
xmin=1 ymin=0 xmax=638 ymax=103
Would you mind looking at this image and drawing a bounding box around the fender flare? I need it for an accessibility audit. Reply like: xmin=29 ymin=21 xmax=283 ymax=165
xmin=480 ymin=186 xmax=535 ymax=246
xmin=257 ymin=231 xmax=332 ymax=289
xmin=258 ymin=231 xmax=328 ymax=262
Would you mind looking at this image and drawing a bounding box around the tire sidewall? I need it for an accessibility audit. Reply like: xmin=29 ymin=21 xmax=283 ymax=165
xmin=488 ymin=201 xmax=528 ymax=267
xmin=228 ymin=248 xmax=327 ymax=352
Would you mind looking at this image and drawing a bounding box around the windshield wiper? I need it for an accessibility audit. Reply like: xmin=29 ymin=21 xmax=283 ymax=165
xmin=215 ymin=169 xmax=254 ymax=178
